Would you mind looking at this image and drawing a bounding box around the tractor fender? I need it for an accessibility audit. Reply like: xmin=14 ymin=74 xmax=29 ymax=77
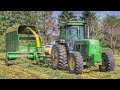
xmin=55 ymin=40 xmax=70 ymax=54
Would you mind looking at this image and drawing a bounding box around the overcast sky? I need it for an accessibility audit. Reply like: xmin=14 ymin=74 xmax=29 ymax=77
xmin=53 ymin=11 xmax=120 ymax=19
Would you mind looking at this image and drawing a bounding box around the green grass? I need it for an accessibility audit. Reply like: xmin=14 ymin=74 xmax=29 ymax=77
xmin=0 ymin=54 xmax=120 ymax=79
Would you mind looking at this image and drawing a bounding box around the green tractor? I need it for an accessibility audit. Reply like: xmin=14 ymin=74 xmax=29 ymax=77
xmin=51 ymin=21 xmax=115 ymax=74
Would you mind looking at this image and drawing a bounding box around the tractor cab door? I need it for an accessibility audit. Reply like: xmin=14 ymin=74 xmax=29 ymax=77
xmin=66 ymin=26 xmax=85 ymax=51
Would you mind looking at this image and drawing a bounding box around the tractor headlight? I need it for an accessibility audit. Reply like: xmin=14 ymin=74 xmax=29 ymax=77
xmin=62 ymin=40 xmax=65 ymax=42
xmin=60 ymin=39 xmax=65 ymax=42
xmin=60 ymin=40 xmax=62 ymax=42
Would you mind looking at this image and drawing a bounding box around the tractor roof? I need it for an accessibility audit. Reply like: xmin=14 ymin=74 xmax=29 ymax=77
xmin=60 ymin=21 xmax=85 ymax=27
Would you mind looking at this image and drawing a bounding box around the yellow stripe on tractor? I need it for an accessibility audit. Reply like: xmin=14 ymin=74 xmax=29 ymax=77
xmin=26 ymin=27 xmax=40 ymax=48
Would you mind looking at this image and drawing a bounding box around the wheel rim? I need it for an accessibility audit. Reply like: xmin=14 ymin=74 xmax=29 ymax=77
xmin=52 ymin=48 xmax=58 ymax=66
xmin=69 ymin=57 xmax=75 ymax=71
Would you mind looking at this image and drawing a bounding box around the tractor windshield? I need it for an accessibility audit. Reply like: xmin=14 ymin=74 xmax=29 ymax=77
xmin=66 ymin=26 xmax=84 ymax=39
xmin=66 ymin=26 xmax=85 ymax=50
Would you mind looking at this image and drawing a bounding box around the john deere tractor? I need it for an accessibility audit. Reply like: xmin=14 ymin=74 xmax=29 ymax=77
xmin=51 ymin=21 xmax=115 ymax=74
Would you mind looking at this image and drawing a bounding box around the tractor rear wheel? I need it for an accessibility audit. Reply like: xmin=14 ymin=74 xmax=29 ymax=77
xmin=99 ymin=52 xmax=115 ymax=72
xmin=51 ymin=44 xmax=67 ymax=70
xmin=68 ymin=51 xmax=83 ymax=74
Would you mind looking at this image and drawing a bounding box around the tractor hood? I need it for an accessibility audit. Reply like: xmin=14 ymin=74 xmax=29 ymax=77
xmin=75 ymin=39 xmax=99 ymax=44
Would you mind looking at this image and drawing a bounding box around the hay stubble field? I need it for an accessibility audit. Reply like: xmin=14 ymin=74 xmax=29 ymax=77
xmin=0 ymin=53 xmax=120 ymax=79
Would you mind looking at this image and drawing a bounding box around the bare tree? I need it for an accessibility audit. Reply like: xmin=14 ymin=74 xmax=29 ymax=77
xmin=101 ymin=15 xmax=120 ymax=53
xmin=37 ymin=11 xmax=58 ymax=45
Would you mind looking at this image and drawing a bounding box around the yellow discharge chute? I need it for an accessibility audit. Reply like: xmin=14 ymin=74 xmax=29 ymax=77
xmin=26 ymin=27 xmax=40 ymax=48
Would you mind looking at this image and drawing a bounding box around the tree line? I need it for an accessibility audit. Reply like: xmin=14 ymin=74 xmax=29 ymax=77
xmin=0 ymin=11 xmax=58 ymax=45
xmin=0 ymin=11 xmax=120 ymax=53
xmin=58 ymin=11 xmax=120 ymax=53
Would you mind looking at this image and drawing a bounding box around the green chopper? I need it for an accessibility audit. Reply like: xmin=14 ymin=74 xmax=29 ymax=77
xmin=5 ymin=25 xmax=50 ymax=65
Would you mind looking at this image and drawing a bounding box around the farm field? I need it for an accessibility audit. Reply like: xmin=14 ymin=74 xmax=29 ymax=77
xmin=0 ymin=53 xmax=120 ymax=79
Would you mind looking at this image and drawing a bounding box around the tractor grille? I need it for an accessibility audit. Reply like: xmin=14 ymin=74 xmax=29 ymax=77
xmin=80 ymin=44 xmax=87 ymax=57
xmin=75 ymin=44 xmax=87 ymax=58
xmin=6 ymin=31 xmax=19 ymax=52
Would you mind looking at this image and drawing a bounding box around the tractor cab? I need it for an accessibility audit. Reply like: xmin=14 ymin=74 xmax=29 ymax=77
xmin=59 ymin=21 xmax=86 ymax=50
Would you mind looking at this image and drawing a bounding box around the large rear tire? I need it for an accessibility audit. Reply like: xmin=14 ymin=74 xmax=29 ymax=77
xmin=51 ymin=44 xmax=67 ymax=70
xmin=99 ymin=52 xmax=115 ymax=72
xmin=68 ymin=51 xmax=83 ymax=74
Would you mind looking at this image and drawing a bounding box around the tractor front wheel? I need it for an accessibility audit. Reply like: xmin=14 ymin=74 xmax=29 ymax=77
xmin=68 ymin=51 xmax=83 ymax=74
xmin=99 ymin=52 xmax=115 ymax=72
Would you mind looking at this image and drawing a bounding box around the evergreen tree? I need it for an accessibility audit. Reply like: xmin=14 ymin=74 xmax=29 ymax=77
xmin=79 ymin=11 xmax=100 ymax=39
xmin=58 ymin=11 xmax=77 ymax=25
xmin=0 ymin=11 xmax=38 ymax=35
